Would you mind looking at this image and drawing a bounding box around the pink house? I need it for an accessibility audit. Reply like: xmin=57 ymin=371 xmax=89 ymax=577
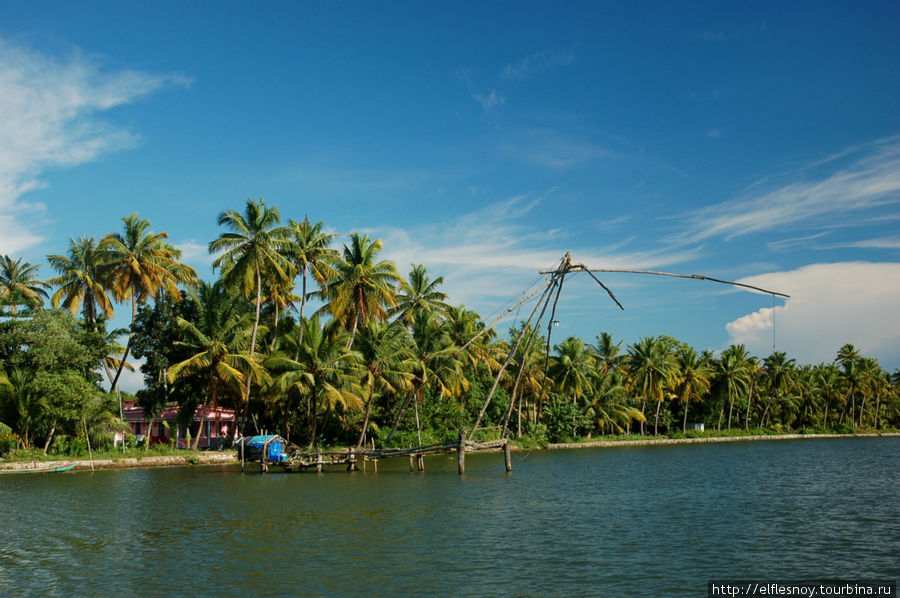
xmin=117 ymin=401 xmax=236 ymax=449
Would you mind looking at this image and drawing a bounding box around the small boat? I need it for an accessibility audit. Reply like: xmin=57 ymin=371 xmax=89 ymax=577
xmin=0 ymin=461 xmax=77 ymax=475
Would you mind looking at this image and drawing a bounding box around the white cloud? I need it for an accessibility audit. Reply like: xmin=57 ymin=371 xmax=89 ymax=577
xmin=725 ymin=262 xmax=900 ymax=367
xmin=472 ymin=89 xmax=505 ymax=110
xmin=678 ymin=138 xmax=900 ymax=243
xmin=502 ymin=127 xmax=610 ymax=169
xmin=373 ymin=195 xmax=702 ymax=320
xmin=0 ymin=38 xmax=188 ymax=254
xmin=829 ymin=236 xmax=900 ymax=250
xmin=500 ymin=47 xmax=575 ymax=83
xmin=174 ymin=240 xmax=214 ymax=266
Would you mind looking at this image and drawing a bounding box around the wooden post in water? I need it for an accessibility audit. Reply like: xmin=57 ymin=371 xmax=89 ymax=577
xmin=316 ymin=448 xmax=322 ymax=473
xmin=409 ymin=453 xmax=415 ymax=471
xmin=347 ymin=447 xmax=356 ymax=471
xmin=417 ymin=454 xmax=425 ymax=472
xmin=503 ymin=438 xmax=512 ymax=472
xmin=457 ymin=429 xmax=466 ymax=475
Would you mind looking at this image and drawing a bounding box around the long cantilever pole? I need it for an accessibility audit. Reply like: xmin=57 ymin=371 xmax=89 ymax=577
xmin=539 ymin=266 xmax=791 ymax=298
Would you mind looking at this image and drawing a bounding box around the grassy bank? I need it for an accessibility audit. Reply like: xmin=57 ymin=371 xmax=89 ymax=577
xmin=0 ymin=445 xmax=238 ymax=472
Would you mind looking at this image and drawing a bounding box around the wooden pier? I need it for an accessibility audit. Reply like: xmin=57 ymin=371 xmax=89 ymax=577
xmin=267 ymin=431 xmax=512 ymax=475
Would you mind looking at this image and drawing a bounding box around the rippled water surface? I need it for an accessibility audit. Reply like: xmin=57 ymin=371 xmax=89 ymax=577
xmin=2 ymin=437 xmax=897 ymax=596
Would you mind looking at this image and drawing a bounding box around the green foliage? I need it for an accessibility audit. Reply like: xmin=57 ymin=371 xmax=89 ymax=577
xmin=543 ymin=399 xmax=590 ymax=443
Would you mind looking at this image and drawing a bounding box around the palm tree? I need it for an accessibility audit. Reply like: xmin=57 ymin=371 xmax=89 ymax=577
xmin=393 ymin=264 xmax=451 ymax=325
xmin=594 ymin=332 xmax=624 ymax=374
xmin=744 ymin=356 xmax=763 ymax=430
xmin=760 ymin=351 xmax=796 ymax=428
xmin=100 ymin=214 xmax=198 ymax=421
xmin=673 ymin=346 xmax=712 ymax=432
xmin=287 ymin=216 xmax=338 ymax=345
xmin=839 ymin=357 xmax=864 ymax=429
xmin=717 ymin=345 xmax=752 ymax=430
xmin=268 ymin=317 xmax=362 ymax=449
xmin=321 ymin=233 xmax=400 ymax=348
xmin=813 ymin=363 xmax=842 ymax=429
xmin=47 ymin=237 xmax=114 ymax=328
xmin=835 ymin=343 xmax=861 ymax=368
xmin=626 ymin=336 xmax=676 ymax=435
xmin=168 ymin=282 xmax=268 ymax=449
xmin=586 ymin=369 xmax=644 ymax=435
xmin=549 ymin=336 xmax=594 ymax=410
xmin=209 ymin=198 xmax=293 ymax=434
xmin=0 ymin=255 xmax=50 ymax=317
xmin=853 ymin=357 xmax=880 ymax=428
xmin=353 ymin=320 xmax=414 ymax=448
xmin=386 ymin=311 xmax=466 ymax=446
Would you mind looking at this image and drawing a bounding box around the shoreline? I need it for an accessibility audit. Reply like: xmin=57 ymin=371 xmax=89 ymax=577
xmin=0 ymin=451 xmax=237 ymax=473
xmin=546 ymin=431 xmax=900 ymax=450
xmin=1 ymin=432 xmax=897 ymax=473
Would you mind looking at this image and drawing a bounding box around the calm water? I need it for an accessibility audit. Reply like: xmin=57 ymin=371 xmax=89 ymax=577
xmin=1 ymin=437 xmax=897 ymax=597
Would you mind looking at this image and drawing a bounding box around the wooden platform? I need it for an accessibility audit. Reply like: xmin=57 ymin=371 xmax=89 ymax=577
xmin=255 ymin=435 xmax=512 ymax=474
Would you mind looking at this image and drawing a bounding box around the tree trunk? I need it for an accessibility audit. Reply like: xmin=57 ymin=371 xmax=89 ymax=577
xmin=653 ymin=399 xmax=662 ymax=436
xmin=682 ymin=399 xmax=689 ymax=433
xmin=639 ymin=399 xmax=647 ymax=436
xmin=242 ymin=267 xmax=263 ymax=438
xmin=297 ymin=268 xmax=307 ymax=351
xmin=745 ymin=385 xmax=753 ymax=430
xmin=356 ymin=385 xmax=375 ymax=449
xmin=42 ymin=423 xmax=56 ymax=455
xmin=727 ymin=398 xmax=734 ymax=430
xmin=307 ymin=395 xmax=318 ymax=451
xmin=386 ymin=381 xmax=422 ymax=445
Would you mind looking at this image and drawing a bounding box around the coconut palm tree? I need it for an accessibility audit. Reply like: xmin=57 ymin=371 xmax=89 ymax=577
xmin=393 ymin=264 xmax=451 ymax=325
xmin=169 ymin=281 xmax=268 ymax=449
xmin=586 ymin=369 xmax=644 ymax=435
xmin=385 ymin=311 xmax=466 ymax=446
xmin=717 ymin=345 xmax=752 ymax=430
xmin=626 ymin=336 xmax=676 ymax=435
xmin=99 ymin=214 xmax=198 ymax=420
xmin=838 ymin=357 xmax=865 ymax=429
xmin=320 ymin=233 xmax=400 ymax=349
xmin=760 ymin=351 xmax=796 ymax=428
xmin=287 ymin=216 xmax=338 ymax=345
xmin=813 ymin=363 xmax=842 ymax=429
xmin=549 ymin=336 xmax=594 ymax=410
xmin=594 ymin=331 xmax=624 ymax=374
xmin=268 ymin=317 xmax=362 ymax=449
xmin=0 ymin=255 xmax=50 ymax=317
xmin=47 ymin=237 xmax=114 ymax=328
xmin=353 ymin=320 xmax=414 ymax=448
xmin=209 ymin=198 xmax=293 ymax=433
xmin=673 ymin=345 xmax=713 ymax=432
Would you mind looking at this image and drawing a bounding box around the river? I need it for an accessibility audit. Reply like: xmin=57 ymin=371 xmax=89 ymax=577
xmin=1 ymin=437 xmax=897 ymax=596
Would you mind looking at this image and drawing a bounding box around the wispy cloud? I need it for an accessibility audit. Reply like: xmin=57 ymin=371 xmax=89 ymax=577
xmin=827 ymin=236 xmax=900 ymax=250
xmin=502 ymin=127 xmax=610 ymax=169
xmin=500 ymin=46 xmax=575 ymax=83
xmin=676 ymin=137 xmax=900 ymax=244
xmin=372 ymin=194 xmax=701 ymax=318
xmin=0 ymin=38 xmax=189 ymax=254
xmin=472 ymin=89 xmax=505 ymax=110
xmin=456 ymin=45 xmax=575 ymax=112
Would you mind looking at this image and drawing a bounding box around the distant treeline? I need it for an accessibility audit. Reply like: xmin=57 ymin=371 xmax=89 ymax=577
xmin=1 ymin=200 xmax=898 ymax=457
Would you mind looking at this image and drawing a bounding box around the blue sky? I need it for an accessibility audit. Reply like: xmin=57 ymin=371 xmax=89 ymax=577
xmin=2 ymin=1 xmax=899 ymax=389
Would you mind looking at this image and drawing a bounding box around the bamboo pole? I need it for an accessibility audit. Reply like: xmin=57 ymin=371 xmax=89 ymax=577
xmin=469 ymin=273 xmax=560 ymax=440
xmin=503 ymin=439 xmax=512 ymax=472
